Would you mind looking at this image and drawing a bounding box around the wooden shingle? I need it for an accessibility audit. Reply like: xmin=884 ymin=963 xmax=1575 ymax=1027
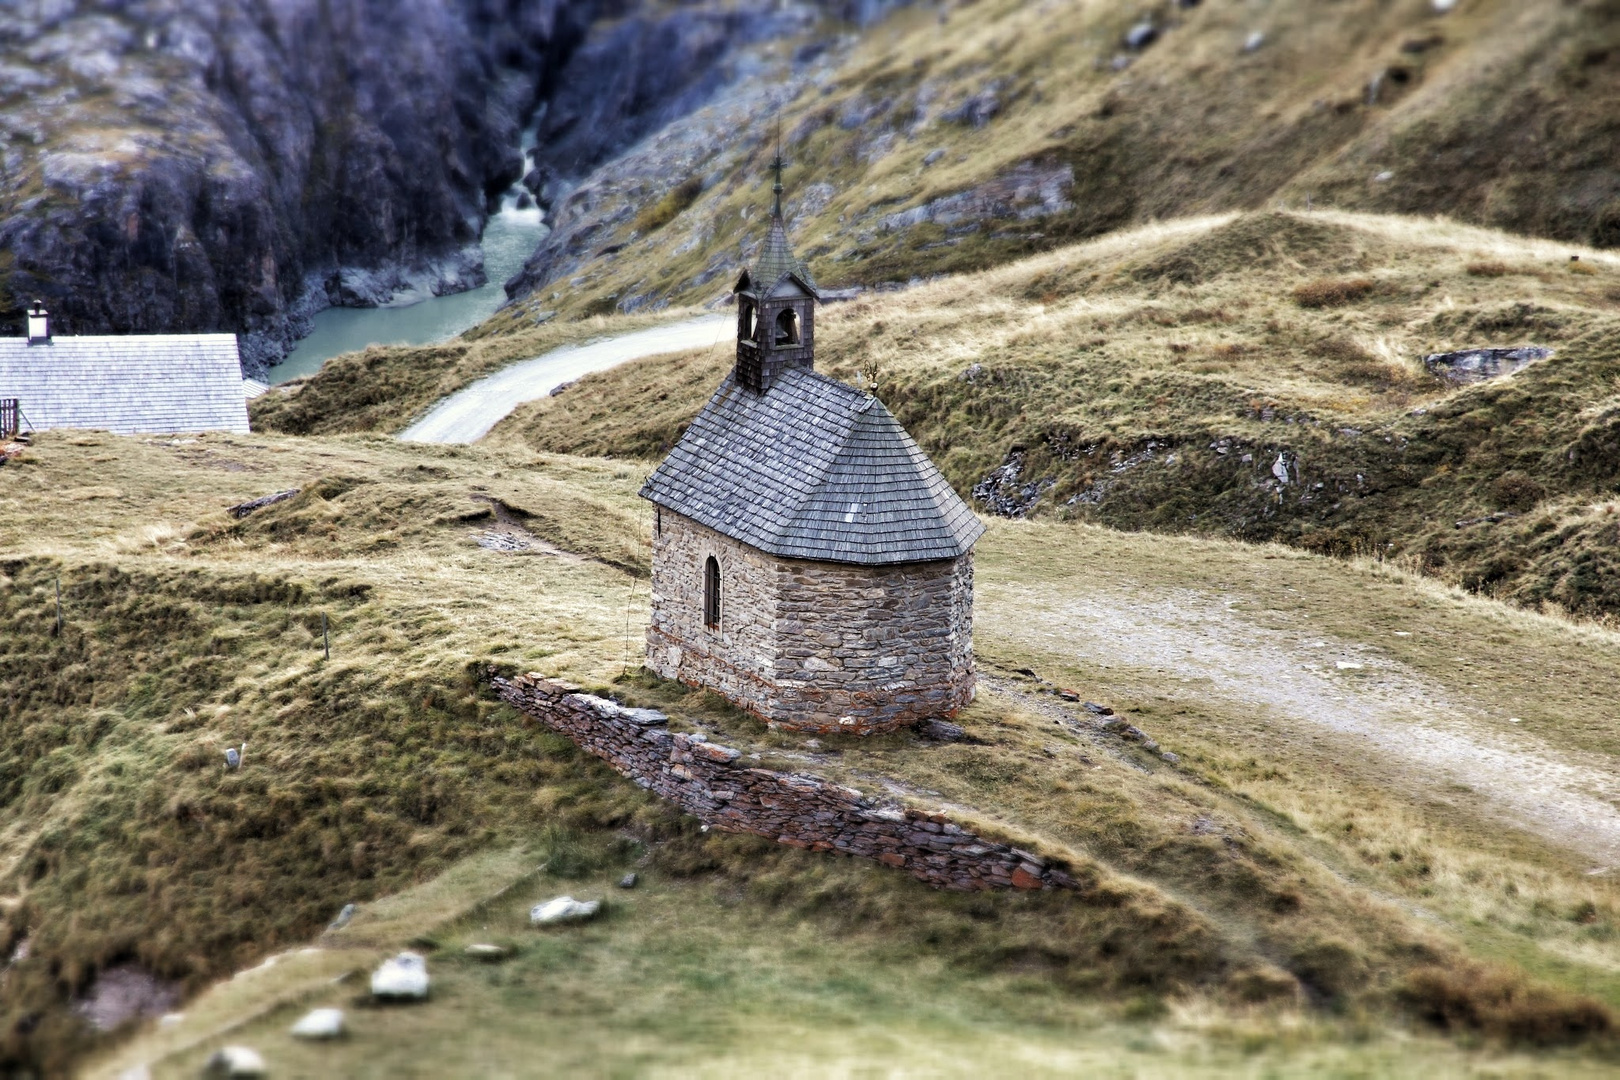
xmin=641 ymin=368 xmax=984 ymax=566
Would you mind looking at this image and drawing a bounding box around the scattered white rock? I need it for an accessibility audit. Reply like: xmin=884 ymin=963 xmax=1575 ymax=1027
xmin=115 ymin=1065 xmax=151 ymax=1080
xmin=159 ymin=1012 xmax=184 ymax=1027
xmin=1242 ymin=31 xmax=1265 ymax=53
xmin=290 ymin=1007 xmax=346 ymax=1039
xmin=1433 ymin=0 xmax=1457 ymax=11
xmin=370 ymin=952 xmax=429 ymax=1000
xmin=326 ymin=903 xmax=356 ymax=932
xmin=1509 ymin=717 xmax=1523 ymax=724
xmin=1336 ymin=661 xmax=1364 ymax=670
xmin=1394 ymin=631 xmax=1412 ymax=637
xmin=530 ymin=896 xmax=601 ymax=925
xmin=464 ymin=943 xmax=508 ymax=960
xmin=1373 ymin=170 xmax=1394 ymax=183
xmin=202 ymin=1046 xmax=266 ymax=1078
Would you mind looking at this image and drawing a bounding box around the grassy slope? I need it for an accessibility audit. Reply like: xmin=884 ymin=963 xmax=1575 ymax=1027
xmin=495 ymin=209 xmax=1620 ymax=618
xmin=486 ymin=0 xmax=1620 ymax=324
xmin=0 ymin=432 xmax=1237 ymax=1072
xmin=5 ymin=430 xmax=1620 ymax=1074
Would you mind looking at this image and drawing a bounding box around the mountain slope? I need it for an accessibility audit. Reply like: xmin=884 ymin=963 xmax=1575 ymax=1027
xmin=495 ymin=0 xmax=1620 ymax=321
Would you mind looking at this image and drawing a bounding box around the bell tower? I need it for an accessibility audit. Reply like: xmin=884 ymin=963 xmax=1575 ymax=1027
xmin=734 ymin=146 xmax=819 ymax=393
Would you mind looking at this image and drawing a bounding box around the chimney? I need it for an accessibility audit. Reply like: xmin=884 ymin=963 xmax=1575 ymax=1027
xmin=25 ymin=302 xmax=50 ymax=346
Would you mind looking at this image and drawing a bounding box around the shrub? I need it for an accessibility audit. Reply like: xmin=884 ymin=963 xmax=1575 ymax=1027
xmin=1293 ymin=277 xmax=1377 ymax=308
xmin=1466 ymin=261 xmax=1511 ymax=277
xmin=1397 ymin=963 xmax=1612 ymax=1046
xmin=1490 ymin=471 xmax=1546 ymax=511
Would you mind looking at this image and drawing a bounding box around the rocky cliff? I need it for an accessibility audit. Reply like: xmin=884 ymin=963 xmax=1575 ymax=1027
xmin=0 ymin=0 xmax=597 ymax=376
xmin=0 ymin=1 xmax=901 ymax=377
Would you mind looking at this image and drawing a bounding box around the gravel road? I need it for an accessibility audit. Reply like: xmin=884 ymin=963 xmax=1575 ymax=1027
xmin=984 ymin=583 xmax=1620 ymax=864
xmin=398 ymin=315 xmax=729 ymax=444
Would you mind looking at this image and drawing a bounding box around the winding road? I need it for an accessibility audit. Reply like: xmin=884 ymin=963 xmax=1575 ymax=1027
xmin=398 ymin=315 xmax=729 ymax=444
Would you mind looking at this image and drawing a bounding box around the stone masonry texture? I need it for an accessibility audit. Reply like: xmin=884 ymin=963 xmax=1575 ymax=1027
xmin=492 ymin=673 xmax=1079 ymax=893
xmin=646 ymin=510 xmax=976 ymax=734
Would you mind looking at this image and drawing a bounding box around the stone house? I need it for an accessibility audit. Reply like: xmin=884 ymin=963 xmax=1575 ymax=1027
xmin=639 ymin=157 xmax=984 ymax=734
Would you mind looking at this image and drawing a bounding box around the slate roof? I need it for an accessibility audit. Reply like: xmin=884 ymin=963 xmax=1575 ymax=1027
xmin=748 ymin=214 xmax=818 ymax=297
xmin=641 ymin=367 xmax=984 ymax=565
xmin=0 ymin=334 xmax=250 ymax=435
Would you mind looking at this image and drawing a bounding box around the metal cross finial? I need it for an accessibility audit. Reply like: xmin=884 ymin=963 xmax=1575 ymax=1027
xmin=771 ymin=120 xmax=784 ymax=219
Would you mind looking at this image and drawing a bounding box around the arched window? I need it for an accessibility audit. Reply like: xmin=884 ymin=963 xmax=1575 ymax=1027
xmin=774 ymin=307 xmax=799 ymax=347
xmin=738 ymin=299 xmax=756 ymax=342
xmin=703 ymin=555 xmax=721 ymax=629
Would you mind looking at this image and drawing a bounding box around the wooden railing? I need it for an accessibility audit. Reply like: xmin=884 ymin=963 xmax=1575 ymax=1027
xmin=0 ymin=399 xmax=18 ymax=439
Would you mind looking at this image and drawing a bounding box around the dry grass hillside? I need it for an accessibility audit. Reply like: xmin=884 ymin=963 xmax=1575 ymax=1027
xmin=496 ymin=209 xmax=1620 ymax=618
xmin=4 ymin=430 xmax=1620 ymax=1075
xmin=488 ymin=0 xmax=1620 ymax=322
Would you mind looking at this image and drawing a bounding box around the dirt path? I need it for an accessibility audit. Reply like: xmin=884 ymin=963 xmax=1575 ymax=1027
xmin=984 ymin=583 xmax=1620 ymax=865
xmin=398 ymin=315 xmax=728 ymax=444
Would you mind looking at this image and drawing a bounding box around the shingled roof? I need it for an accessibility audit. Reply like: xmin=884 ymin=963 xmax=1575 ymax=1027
xmin=748 ymin=215 xmax=818 ymax=297
xmin=0 ymin=334 xmax=250 ymax=435
xmin=641 ymin=368 xmax=984 ymax=565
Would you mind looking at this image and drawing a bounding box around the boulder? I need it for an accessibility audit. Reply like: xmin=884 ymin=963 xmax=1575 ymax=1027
xmin=916 ymin=718 xmax=968 ymax=743
xmin=618 ymin=873 xmax=639 ymax=889
xmin=370 ymin=952 xmax=430 ymax=1000
xmin=530 ymin=896 xmax=602 ymax=925
xmin=201 ymin=1046 xmax=266 ymax=1078
xmin=289 ymin=1007 xmax=346 ymax=1039
xmin=464 ymin=943 xmax=509 ymax=961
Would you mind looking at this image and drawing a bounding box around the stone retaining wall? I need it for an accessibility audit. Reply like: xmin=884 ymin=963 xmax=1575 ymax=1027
xmin=493 ymin=673 xmax=1077 ymax=892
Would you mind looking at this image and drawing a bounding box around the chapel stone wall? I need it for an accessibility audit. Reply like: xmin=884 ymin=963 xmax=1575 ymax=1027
xmin=771 ymin=553 xmax=975 ymax=733
xmin=646 ymin=511 xmax=779 ymax=717
xmin=646 ymin=510 xmax=975 ymax=735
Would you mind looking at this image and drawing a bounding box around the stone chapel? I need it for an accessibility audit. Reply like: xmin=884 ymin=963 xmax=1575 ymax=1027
xmin=639 ymin=153 xmax=984 ymax=734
